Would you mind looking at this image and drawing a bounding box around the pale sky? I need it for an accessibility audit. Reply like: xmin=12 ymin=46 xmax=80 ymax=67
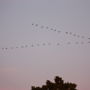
xmin=0 ymin=0 xmax=90 ymax=90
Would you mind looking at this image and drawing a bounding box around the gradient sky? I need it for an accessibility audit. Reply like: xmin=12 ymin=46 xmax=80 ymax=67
xmin=0 ymin=0 xmax=90 ymax=90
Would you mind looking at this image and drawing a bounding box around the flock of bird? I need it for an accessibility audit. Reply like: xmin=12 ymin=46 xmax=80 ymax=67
xmin=0 ymin=22 xmax=90 ymax=51
xmin=32 ymin=23 xmax=85 ymax=39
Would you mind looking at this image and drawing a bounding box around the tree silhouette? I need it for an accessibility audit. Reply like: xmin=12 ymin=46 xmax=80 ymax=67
xmin=31 ymin=76 xmax=77 ymax=90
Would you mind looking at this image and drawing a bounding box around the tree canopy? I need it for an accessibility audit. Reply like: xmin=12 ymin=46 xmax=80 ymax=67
xmin=31 ymin=76 xmax=77 ymax=90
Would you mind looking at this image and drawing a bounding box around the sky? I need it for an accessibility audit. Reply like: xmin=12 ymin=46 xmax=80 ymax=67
xmin=0 ymin=0 xmax=90 ymax=90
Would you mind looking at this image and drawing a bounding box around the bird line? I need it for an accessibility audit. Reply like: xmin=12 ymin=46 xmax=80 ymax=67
xmin=0 ymin=22 xmax=90 ymax=51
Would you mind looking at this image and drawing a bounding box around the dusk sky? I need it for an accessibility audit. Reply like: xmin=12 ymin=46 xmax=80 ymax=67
xmin=0 ymin=0 xmax=90 ymax=90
